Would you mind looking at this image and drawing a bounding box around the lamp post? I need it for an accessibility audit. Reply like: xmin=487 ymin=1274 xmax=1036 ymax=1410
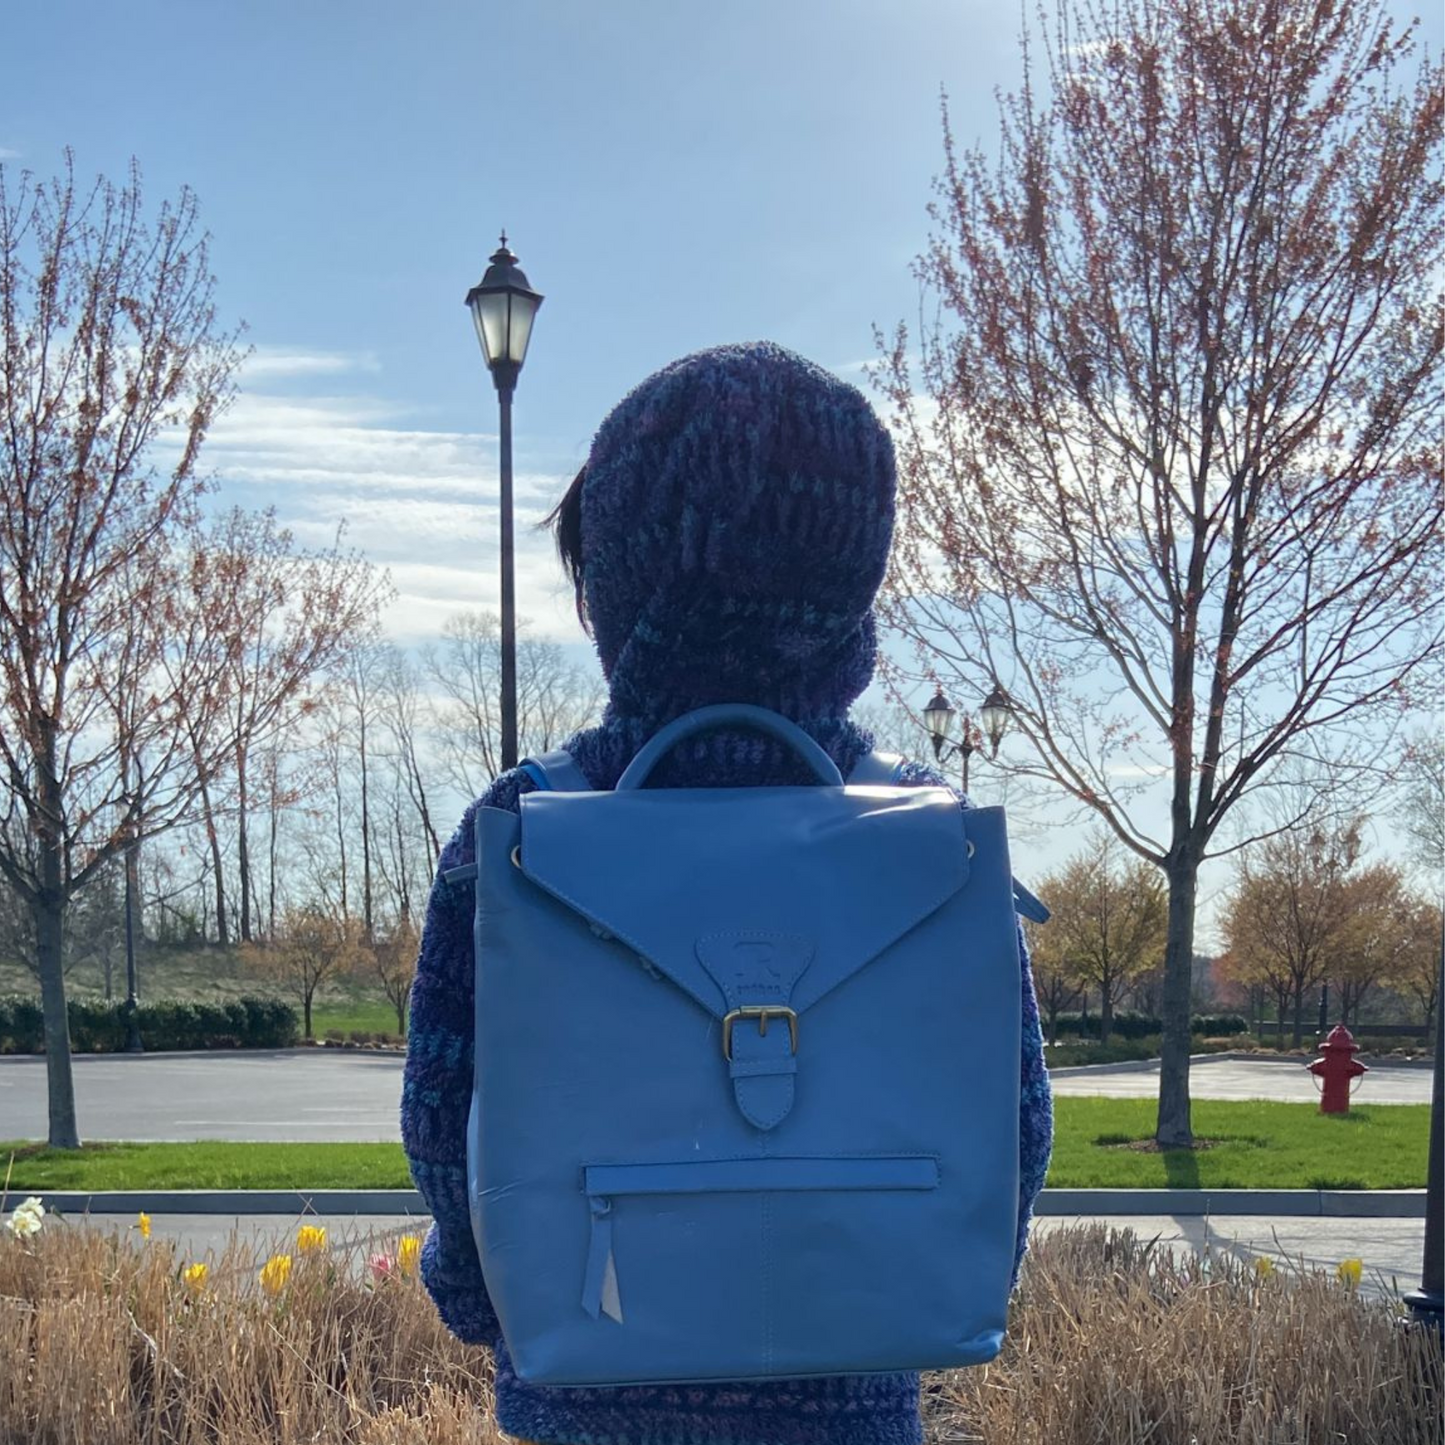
xmin=465 ymin=234 xmax=543 ymax=773
xmin=923 ymin=686 xmax=1012 ymax=795
xmin=121 ymin=763 xmax=143 ymax=1052
xmin=1402 ymin=949 xmax=1443 ymax=1335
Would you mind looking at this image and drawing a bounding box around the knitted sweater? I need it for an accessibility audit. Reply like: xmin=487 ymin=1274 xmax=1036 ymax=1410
xmin=401 ymin=735 xmax=1053 ymax=1445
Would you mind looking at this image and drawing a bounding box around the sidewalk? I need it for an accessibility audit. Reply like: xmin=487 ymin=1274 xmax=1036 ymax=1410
xmin=46 ymin=1208 xmax=1429 ymax=1307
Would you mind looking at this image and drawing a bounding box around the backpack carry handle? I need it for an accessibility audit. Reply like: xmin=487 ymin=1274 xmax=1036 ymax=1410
xmin=616 ymin=704 xmax=846 ymax=791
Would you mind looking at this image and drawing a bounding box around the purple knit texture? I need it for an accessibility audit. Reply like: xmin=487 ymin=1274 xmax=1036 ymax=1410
xmin=400 ymin=343 xmax=1053 ymax=1445
xmin=581 ymin=342 xmax=894 ymax=732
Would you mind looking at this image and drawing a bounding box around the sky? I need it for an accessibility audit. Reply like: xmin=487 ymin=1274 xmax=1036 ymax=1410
xmin=4 ymin=0 xmax=1440 ymax=942
xmin=5 ymin=0 xmax=1045 ymax=645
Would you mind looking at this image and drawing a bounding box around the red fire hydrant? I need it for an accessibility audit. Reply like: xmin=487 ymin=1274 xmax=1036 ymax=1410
xmin=1307 ymin=1024 xmax=1368 ymax=1114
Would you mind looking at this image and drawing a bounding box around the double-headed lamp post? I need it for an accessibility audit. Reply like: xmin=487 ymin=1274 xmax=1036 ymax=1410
xmin=466 ymin=235 xmax=543 ymax=773
xmin=923 ymin=686 xmax=1012 ymax=795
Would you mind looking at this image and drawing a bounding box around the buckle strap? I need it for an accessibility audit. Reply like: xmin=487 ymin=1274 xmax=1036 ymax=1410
xmin=722 ymin=1006 xmax=798 ymax=1061
xmin=696 ymin=934 xmax=813 ymax=1132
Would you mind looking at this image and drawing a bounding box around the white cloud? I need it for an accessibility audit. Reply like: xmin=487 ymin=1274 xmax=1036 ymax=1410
xmin=240 ymin=346 xmax=383 ymax=381
xmin=0 ymin=147 xmax=21 ymax=161
xmin=194 ymin=353 xmax=580 ymax=645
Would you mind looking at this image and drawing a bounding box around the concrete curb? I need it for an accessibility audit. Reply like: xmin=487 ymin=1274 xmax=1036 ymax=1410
xmin=19 ymin=1189 xmax=430 ymax=1216
xmin=15 ymin=1187 xmax=1426 ymax=1219
xmin=1034 ymin=1188 xmax=1426 ymax=1218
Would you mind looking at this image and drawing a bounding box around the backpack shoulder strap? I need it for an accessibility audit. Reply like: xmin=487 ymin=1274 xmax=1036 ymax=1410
xmin=846 ymin=749 xmax=906 ymax=785
xmin=443 ymin=751 xmax=591 ymax=888
xmin=1012 ymin=879 xmax=1050 ymax=924
xmin=519 ymin=748 xmax=593 ymax=794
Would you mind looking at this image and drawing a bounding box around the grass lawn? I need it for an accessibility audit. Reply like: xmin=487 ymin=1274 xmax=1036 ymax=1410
xmin=0 ymin=1141 xmax=413 ymax=1192
xmin=309 ymin=1000 xmax=405 ymax=1039
xmin=1048 ymin=1098 xmax=1430 ymax=1189
xmin=0 ymin=1100 xmax=1430 ymax=1194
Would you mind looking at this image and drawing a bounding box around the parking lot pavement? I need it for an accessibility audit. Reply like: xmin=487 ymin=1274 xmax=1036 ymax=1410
xmin=0 ymin=1048 xmax=407 ymax=1142
xmin=52 ymin=1210 xmax=1429 ymax=1307
xmin=0 ymin=1049 xmax=1431 ymax=1145
xmin=1048 ymin=1054 xmax=1432 ymax=1104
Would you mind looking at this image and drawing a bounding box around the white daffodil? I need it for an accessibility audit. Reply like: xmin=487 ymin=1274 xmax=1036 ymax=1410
xmin=5 ymin=1196 xmax=46 ymax=1238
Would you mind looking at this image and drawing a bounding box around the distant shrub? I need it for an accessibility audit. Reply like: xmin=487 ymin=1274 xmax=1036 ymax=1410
xmin=1050 ymin=1012 xmax=1247 ymax=1042
xmin=0 ymin=995 xmax=299 ymax=1053
xmin=1192 ymin=1014 xmax=1248 ymax=1037
xmin=1046 ymin=1036 xmax=1160 ymax=1067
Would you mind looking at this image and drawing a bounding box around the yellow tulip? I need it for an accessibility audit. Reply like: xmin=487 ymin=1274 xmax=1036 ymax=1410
xmin=182 ymin=1262 xmax=208 ymax=1291
xmin=297 ymin=1224 xmax=327 ymax=1254
xmin=397 ymin=1233 xmax=422 ymax=1277
xmin=1336 ymin=1258 xmax=1363 ymax=1289
xmin=137 ymin=1211 xmax=151 ymax=1240
xmin=260 ymin=1253 xmax=293 ymax=1296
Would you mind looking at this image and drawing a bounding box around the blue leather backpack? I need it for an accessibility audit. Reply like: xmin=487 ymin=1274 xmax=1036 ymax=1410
xmin=452 ymin=704 xmax=1038 ymax=1387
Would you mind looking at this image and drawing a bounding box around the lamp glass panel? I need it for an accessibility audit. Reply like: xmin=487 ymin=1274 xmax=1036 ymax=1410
xmin=471 ymin=291 xmax=510 ymax=367
xmin=506 ymin=292 xmax=540 ymax=365
xmin=923 ymin=697 xmax=954 ymax=740
xmin=980 ymin=699 xmax=1009 ymax=746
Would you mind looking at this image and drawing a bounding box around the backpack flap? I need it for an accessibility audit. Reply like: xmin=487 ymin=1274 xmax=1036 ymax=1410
xmin=516 ymin=785 xmax=973 ymax=1129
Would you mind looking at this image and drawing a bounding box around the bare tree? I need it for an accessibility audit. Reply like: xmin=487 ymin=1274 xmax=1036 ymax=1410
xmin=378 ymin=644 xmax=441 ymax=869
xmin=338 ymin=643 xmax=390 ymax=944
xmin=175 ymin=506 xmax=390 ymax=944
xmin=424 ymin=610 xmax=602 ymax=797
xmin=1394 ymin=731 xmax=1444 ymax=881
xmin=0 ymin=156 xmax=244 ymax=1146
xmin=877 ymin=0 xmax=1442 ymax=1143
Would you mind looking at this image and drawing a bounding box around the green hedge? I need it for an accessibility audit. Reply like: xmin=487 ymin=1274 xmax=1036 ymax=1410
xmin=0 ymin=996 xmax=299 ymax=1054
xmin=1050 ymin=1012 xmax=1248 ymax=1041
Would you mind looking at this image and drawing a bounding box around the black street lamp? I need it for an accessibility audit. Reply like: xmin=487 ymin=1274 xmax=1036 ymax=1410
xmin=465 ymin=234 xmax=543 ymax=773
xmin=1402 ymin=950 xmax=1443 ymax=1335
xmin=923 ymin=686 xmax=1012 ymax=795
xmin=121 ymin=769 xmax=143 ymax=1052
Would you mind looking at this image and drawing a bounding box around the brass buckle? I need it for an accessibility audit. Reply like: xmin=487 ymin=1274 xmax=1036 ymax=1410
xmin=722 ymin=1006 xmax=799 ymax=1061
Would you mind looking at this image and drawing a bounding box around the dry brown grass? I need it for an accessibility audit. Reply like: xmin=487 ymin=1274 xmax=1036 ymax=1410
xmin=0 ymin=1219 xmax=1437 ymax=1445
xmin=932 ymin=1226 xmax=1441 ymax=1445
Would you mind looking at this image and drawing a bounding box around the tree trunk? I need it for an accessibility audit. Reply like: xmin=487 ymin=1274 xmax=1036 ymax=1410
xmin=199 ymin=778 xmax=228 ymax=947
xmin=1156 ymin=851 xmax=1198 ymax=1148
xmin=1291 ymin=985 xmax=1305 ymax=1048
xmin=33 ymin=755 xmax=79 ymax=1148
xmin=237 ymin=756 xmax=253 ymax=944
xmin=125 ymin=834 xmax=142 ymax=999
xmin=1100 ymin=975 xmax=1115 ymax=1046
xmin=335 ymin=763 xmax=348 ymax=918
xmin=268 ymin=764 xmax=279 ymax=943
xmin=393 ymin=810 xmax=411 ymax=925
xmin=303 ymin=986 xmax=314 ymax=1042
xmin=359 ymin=711 xmax=373 ymax=944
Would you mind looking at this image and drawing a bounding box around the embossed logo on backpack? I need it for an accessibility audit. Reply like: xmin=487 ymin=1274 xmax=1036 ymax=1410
xmin=695 ymin=932 xmax=813 ymax=1002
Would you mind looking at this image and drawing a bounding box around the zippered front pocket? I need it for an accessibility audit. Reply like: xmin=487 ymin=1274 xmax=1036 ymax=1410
xmin=580 ymin=1155 xmax=939 ymax=1323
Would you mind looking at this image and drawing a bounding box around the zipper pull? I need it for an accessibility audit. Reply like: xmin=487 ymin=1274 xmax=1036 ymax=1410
xmin=581 ymin=1196 xmax=623 ymax=1323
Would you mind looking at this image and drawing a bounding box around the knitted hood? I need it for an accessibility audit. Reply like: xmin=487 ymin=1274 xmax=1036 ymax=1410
xmin=564 ymin=342 xmax=896 ymax=785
